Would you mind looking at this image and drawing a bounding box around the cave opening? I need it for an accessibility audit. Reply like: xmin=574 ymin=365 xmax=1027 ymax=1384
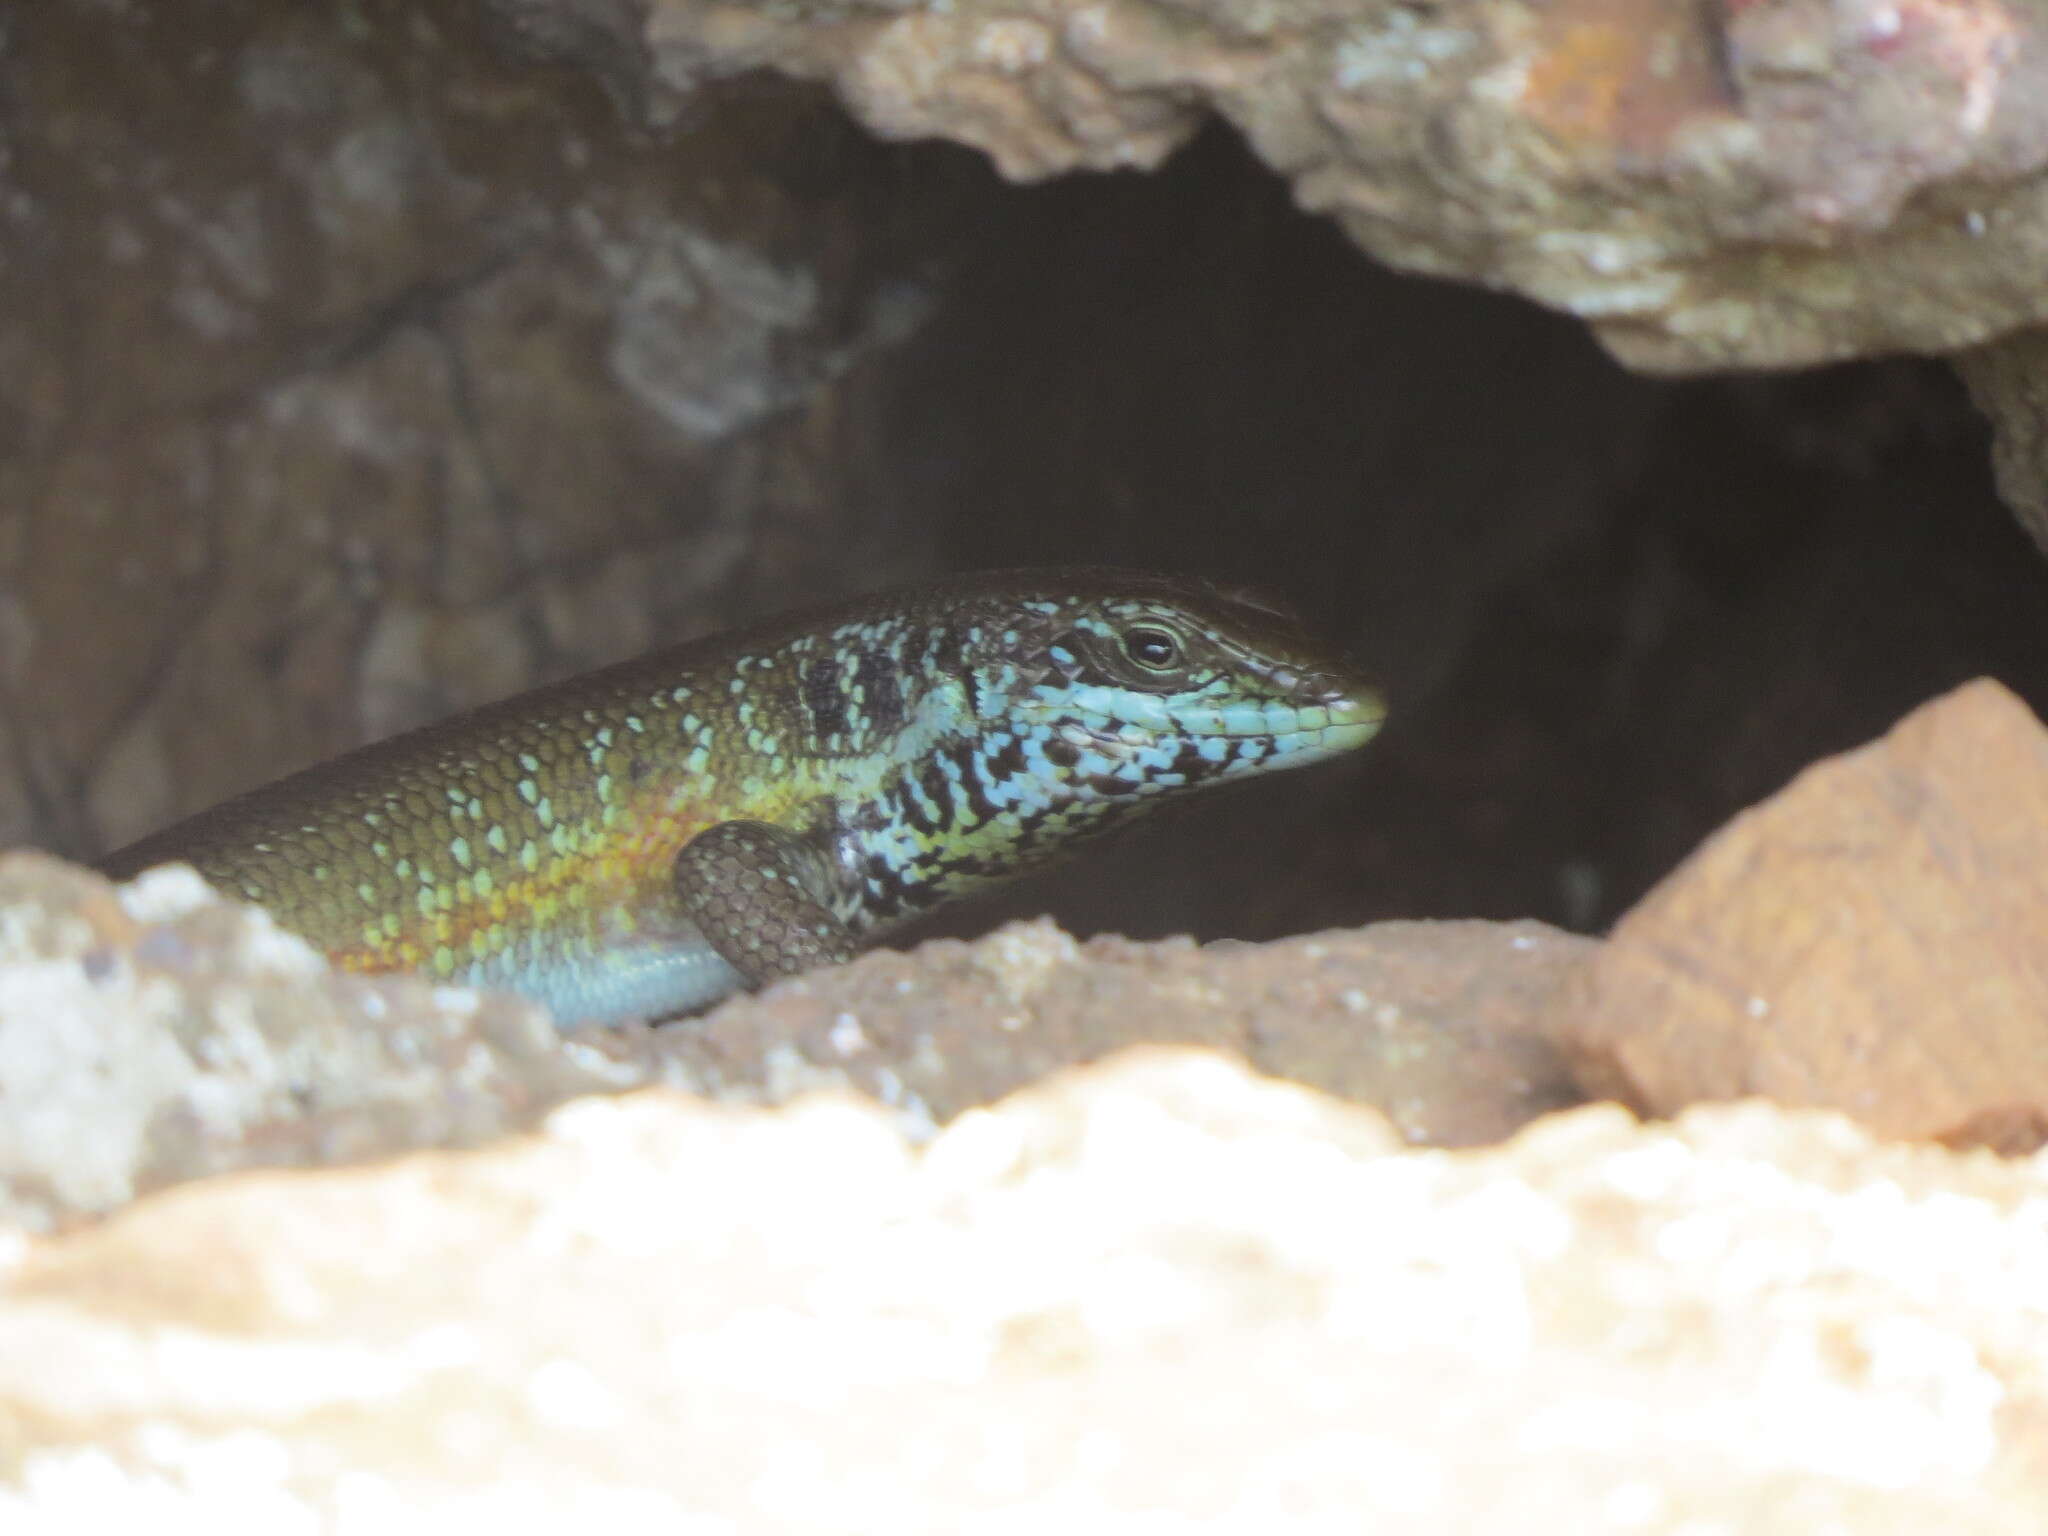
xmin=6 ymin=1 xmax=2037 ymax=951
xmin=859 ymin=117 xmax=2032 ymax=946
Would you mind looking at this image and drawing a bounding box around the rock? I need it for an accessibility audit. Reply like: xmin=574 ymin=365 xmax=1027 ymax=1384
xmin=1554 ymin=678 xmax=2048 ymax=1146
xmin=0 ymin=1 xmax=953 ymax=858
xmin=0 ymin=852 xmax=620 ymax=1233
xmin=624 ymin=915 xmax=1589 ymax=1146
xmin=4 ymin=1050 xmax=2046 ymax=1526
xmin=3 ymin=851 xmax=1587 ymax=1227
xmin=1958 ymin=328 xmax=2048 ymax=557
xmin=573 ymin=0 xmax=2048 ymax=371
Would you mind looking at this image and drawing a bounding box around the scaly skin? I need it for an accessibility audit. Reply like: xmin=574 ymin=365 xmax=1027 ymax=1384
xmin=101 ymin=568 xmax=1386 ymax=1027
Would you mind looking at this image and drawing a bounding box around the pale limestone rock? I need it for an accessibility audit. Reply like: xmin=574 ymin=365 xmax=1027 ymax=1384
xmin=0 ymin=853 xmax=613 ymax=1233
xmin=4 ymin=1050 xmax=2047 ymax=1528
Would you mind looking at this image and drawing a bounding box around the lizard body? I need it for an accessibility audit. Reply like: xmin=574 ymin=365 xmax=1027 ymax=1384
xmin=101 ymin=568 xmax=1385 ymax=1027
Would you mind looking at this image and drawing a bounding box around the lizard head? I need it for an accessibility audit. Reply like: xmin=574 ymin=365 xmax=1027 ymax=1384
xmin=784 ymin=567 xmax=1387 ymax=926
xmin=939 ymin=567 xmax=1386 ymax=805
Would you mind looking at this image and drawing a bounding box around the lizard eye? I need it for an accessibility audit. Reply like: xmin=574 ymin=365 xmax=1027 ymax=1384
xmin=1122 ymin=624 xmax=1182 ymax=671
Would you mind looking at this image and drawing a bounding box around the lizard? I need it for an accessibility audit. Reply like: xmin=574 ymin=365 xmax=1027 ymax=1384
xmin=100 ymin=567 xmax=1386 ymax=1027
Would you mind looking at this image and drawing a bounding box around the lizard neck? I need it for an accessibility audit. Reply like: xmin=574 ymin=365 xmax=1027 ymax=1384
xmin=825 ymin=726 xmax=1145 ymax=934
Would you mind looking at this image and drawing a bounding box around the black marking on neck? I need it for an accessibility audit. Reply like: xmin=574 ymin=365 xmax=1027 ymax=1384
xmin=801 ymin=656 xmax=848 ymax=743
xmin=986 ymin=734 xmax=1029 ymax=781
xmin=930 ymin=623 xmax=987 ymax=721
xmin=1170 ymin=738 xmax=1226 ymax=785
xmin=854 ymin=649 xmax=903 ymax=732
xmin=913 ymin=758 xmax=953 ymax=834
xmin=948 ymin=738 xmax=1001 ymax=829
xmin=929 ymin=623 xmax=965 ymax=684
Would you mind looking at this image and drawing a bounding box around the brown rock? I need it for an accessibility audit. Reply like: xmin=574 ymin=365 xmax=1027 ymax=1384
xmin=1556 ymin=677 xmax=2048 ymax=1145
xmin=610 ymin=0 xmax=2048 ymax=371
xmin=612 ymin=915 xmax=1591 ymax=1146
xmin=4 ymin=1052 xmax=2047 ymax=1525
xmin=1 ymin=2 xmax=952 ymax=859
xmin=1959 ymin=327 xmax=2048 ymax=557
xmin=7 ymin=851 xmax=1585 ymax=1229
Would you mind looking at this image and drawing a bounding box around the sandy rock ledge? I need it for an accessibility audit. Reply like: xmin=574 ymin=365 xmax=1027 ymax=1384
xmin=0 ymin=847 xmax=1588 ymax=1229
xmin=4 ymin=1052 xmax=2047 ymax=1528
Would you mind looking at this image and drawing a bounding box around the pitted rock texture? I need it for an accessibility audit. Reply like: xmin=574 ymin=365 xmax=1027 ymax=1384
xmin=1556 ymin=677 xmax=2048 ymax=1147
xmin=518 ymin=0 xmax=2048 ymax=372
xmin=1 ymin=853 xmax=1587 ymax=1228
xmin=4 ymin=1054 xmax=2047 ymax=1528
xmin=618 ymin=915 xmax=1589 ymax=1145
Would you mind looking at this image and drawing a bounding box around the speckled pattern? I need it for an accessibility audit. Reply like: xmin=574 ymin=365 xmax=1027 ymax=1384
xmin=102 ymin=569 xmax=1386 ymax=1026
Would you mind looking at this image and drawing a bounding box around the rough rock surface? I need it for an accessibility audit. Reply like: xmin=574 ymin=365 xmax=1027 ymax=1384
xmin=0 ymin=851 xmax=1586 ymax=1228
xmin=0 ymin=853 xmax=617 ymax=1233
xmin=614 ymin=915 xmax=1589 ymax=1146
xmin=0 ymin=1 xmax=953 ymax=859
xmin=5 ymin=1052 xmax=2047 ymax=1527
xmin=512 ymin=0 xmax=2048 ymax=372
xmin=1557 ymin=677 xmax=2048 ymax=1148
xmin=1959 ymin=328 xmax=2048 ymax=555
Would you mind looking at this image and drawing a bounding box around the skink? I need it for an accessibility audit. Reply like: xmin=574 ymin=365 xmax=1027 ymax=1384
xmin=102 ymin=567 xmax=1386 ymax=1026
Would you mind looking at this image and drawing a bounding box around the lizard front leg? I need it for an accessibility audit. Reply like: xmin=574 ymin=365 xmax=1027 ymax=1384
xmin=671 ymin=820 xmax=858 ymax=990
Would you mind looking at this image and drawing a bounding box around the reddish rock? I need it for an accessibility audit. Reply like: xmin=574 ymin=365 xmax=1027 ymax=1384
xmin=610 ymin=916 xmax=1592 ymax=1147
xmin=4 ymin=849 xmax=1587 ymax=1231
xmin=1555 ymin=678 xmax=2048 ymax=1146
xmin=629 ymin=0 xmax=2048 ymax=371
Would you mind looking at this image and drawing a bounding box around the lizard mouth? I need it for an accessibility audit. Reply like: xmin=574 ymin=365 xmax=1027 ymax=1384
xmin=1052 ymin=688 xmax=1388 ymax=757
